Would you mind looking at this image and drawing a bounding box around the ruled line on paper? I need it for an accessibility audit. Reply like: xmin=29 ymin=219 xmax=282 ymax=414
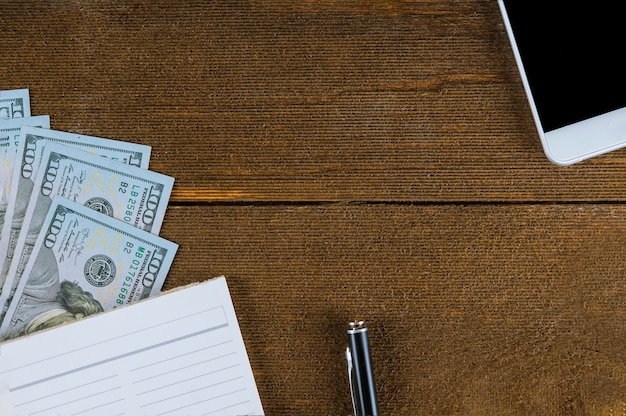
xmin=155 ymin=387 xmax=248 ymax=416
xmin=131 ymin=329 xmax=252 ymax=414
xmin=15 ymin=375 xmax=117 ymax=407
xmin=204 ymin=400 xmax=255 ymax=416
xmin=24 ymin=386 xmax=122 ymax=416
xmin=133 ymin=351 xmax=238 ymax=385
xmin=9 ymin=307 xmax=228 ymax=392
xmin=135 ymin=363 xmax=241 ymax=395
xmin=67 ymin=391 xmax=123 ymax=416
xmin=131 ymin=340 xmax=233 ymax=372
xmin=140 ymin=377 xmax=244 ymax=408
xmin=2 ymin=306 xmax=228 ymax=377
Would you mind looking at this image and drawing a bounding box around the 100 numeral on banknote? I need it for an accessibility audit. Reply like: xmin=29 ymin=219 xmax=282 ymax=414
xmin=0 ymin=116 xmax=51 ymax=231
xmin=0 ymin=89 xmax=30 ymax=120
xmin=0 ymin=142 xmax=174 ymax=325
xmin=0 ymin=197 xmax=178 ymax=340
xmin=0 ymin=126 xmax=152 ymax=294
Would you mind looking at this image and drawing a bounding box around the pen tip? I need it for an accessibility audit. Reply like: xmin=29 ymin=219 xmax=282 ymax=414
xmin=348 ymin=320 xmax=366 ymax=330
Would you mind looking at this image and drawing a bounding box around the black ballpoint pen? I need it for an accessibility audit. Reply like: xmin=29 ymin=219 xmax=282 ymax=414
xmin=346 ymin=321 xmax=379 ymax=416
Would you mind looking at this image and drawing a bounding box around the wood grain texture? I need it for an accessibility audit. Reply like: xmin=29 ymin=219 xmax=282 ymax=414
xmin=3 ymin=1 xmax=626 ymax=203
xmin=159 ymin=204 xmax=626 ymax=415
xmin=3 ymin=1 xmax=626 ymax=415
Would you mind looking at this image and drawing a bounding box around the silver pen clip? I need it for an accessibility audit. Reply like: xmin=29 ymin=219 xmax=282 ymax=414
xmin=346 ymin=346 xmax=357 ymax=416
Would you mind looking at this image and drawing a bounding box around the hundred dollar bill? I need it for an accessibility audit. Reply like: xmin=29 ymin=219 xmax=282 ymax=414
xmin=0 ymin=116 xmax=51 ymax=231
xmin=0 ymin=89 xmax=30 ymax=119
xmin=0 ymin=126 xmax=152 ymax=294
xmin=0 ymin=142 xmax=174 ymax=323
xmin=0 ymin=197 xmax=178 ymax=340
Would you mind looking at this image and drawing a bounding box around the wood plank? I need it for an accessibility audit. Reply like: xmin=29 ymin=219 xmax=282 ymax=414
xmin=160 ymin=204 xmax=626 ymax=415
xmin=3 ymin=1 xmax=626 ymax=203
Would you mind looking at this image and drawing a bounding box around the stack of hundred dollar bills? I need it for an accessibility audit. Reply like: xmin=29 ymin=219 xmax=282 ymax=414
xmin=0 ymin=88 xmax=178 ymax=341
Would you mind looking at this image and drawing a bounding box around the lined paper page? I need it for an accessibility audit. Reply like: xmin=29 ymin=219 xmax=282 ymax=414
xmin=0 ymin=276 xmax=264 ymax=416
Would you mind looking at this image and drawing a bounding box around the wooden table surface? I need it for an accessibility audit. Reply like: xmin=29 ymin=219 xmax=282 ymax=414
xmin=3 ymin=1 xmax=626 ymax=415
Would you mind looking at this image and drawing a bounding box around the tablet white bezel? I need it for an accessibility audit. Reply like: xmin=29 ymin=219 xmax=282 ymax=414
xmin=498 ymin=0 xmax=626 ymax=166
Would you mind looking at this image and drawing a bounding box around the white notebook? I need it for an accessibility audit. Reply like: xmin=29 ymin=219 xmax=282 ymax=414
xmin=0 ymin=276 xmax=264 ymax=416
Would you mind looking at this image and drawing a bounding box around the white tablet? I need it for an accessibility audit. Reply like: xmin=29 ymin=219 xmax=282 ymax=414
xmin=498 ymin=1 xmax=626 ymax=166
